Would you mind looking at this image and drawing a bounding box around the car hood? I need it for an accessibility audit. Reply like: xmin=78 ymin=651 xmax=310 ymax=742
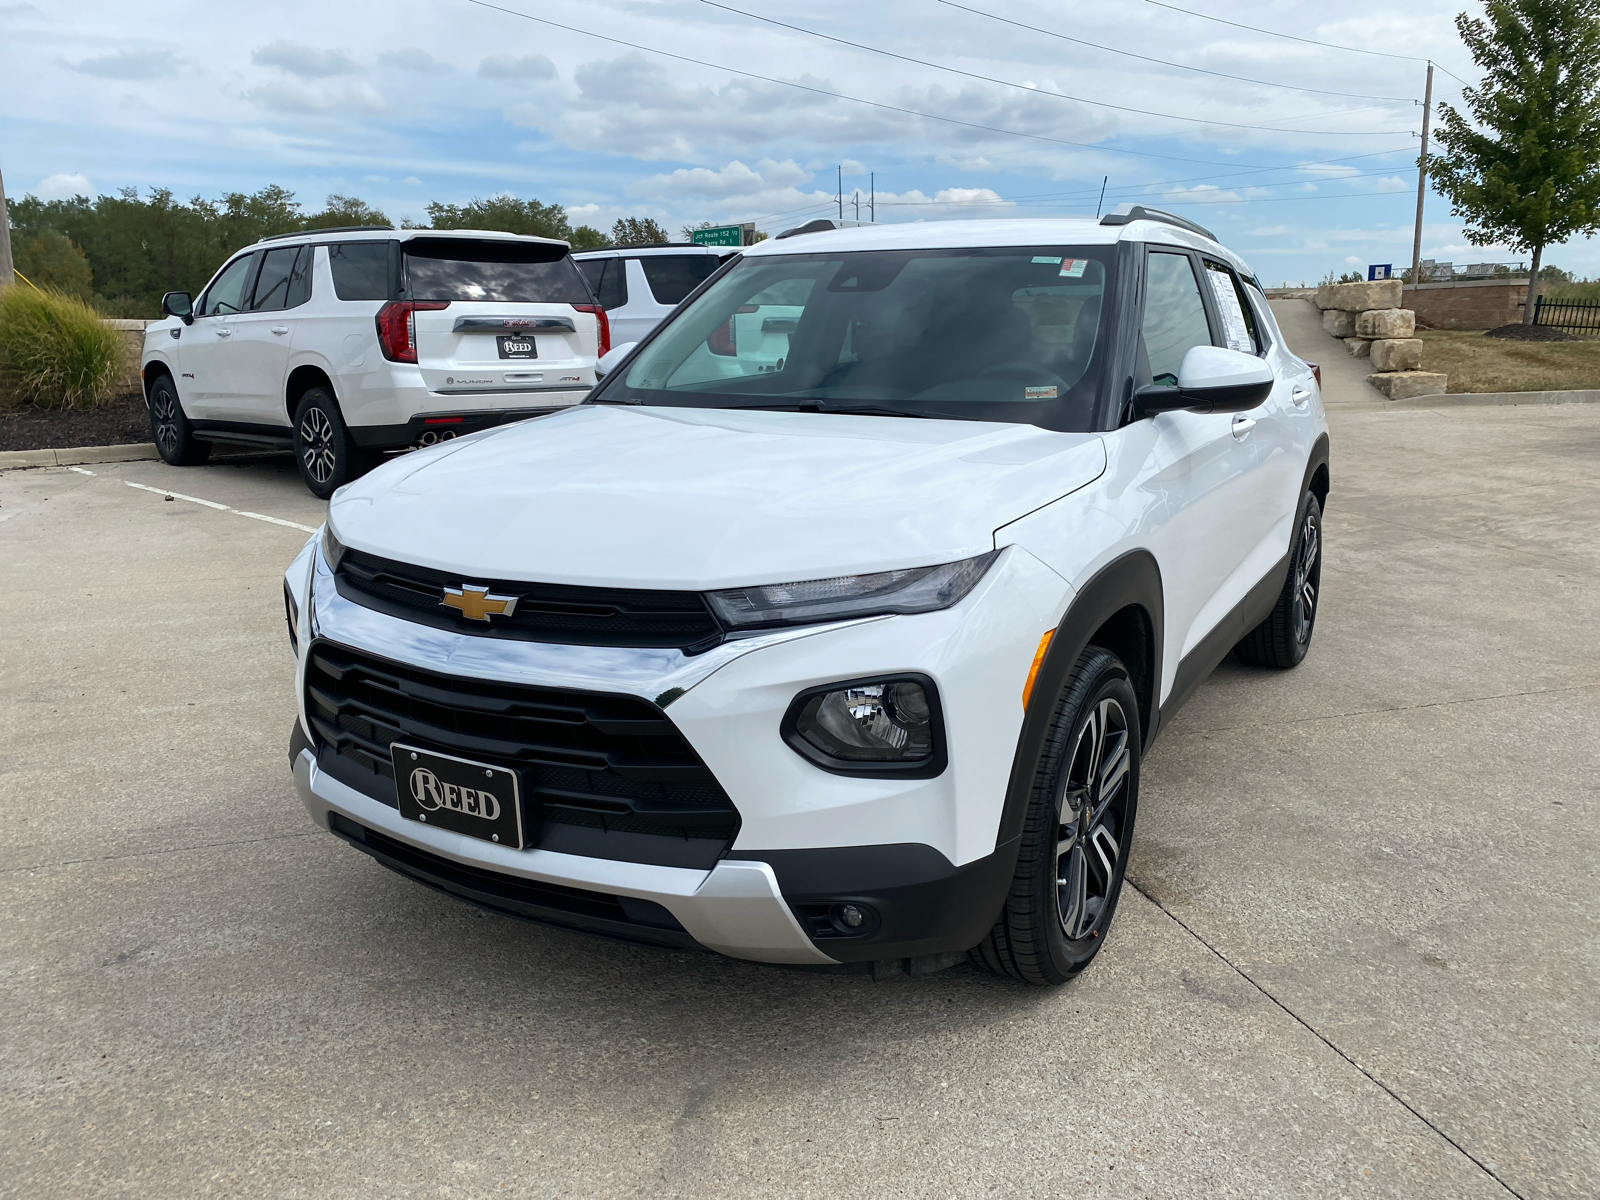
xmin=329 ymin=404 xmax=1105 ymax=589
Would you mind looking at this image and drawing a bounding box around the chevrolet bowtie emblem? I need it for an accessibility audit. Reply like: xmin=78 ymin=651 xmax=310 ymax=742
xmin=441 ymin=583 xmax=520 ymax=622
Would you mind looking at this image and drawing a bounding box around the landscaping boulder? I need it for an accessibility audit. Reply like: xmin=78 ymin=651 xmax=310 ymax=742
xmin=1316 ymin=279 xmax=1404 ymax=312
xmin=1370 ymin=338 xmax=1423 ymax=372
xmin=1322 ymin=309 xmax=1357 ymax=337
xmin=1355 ymin=308 xmax=1415 ymax=339
xmin=1344 ymin=337 xmax=1371 ymax=358
xmin=1367 ymin=371 xmax=1448 ymax=400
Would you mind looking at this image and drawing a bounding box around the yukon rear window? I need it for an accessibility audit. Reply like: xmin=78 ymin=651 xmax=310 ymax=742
xmin=328 ymin=242 xmax=391 ymax=301
xmin=641 ymin=255 xmax=719 ymax=305
xmin=403 ymin=237 xmax=591 ymax=304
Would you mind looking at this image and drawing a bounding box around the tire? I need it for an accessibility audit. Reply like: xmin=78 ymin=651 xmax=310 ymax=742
xmin=293 ymin=387 xmax=366 ymax=500
xmin=148 ymin=374 xmax=211 ymax=466
xmin=972 ymin=647 xmax=1140 ymax=985
xmin=1234 ymin=490 xmax=1323 ymax=669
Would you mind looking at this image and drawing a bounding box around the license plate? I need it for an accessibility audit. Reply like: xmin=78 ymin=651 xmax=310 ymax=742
xmin=391 ymin=744 xmax=525 ymax=849
xmin=497 ymin=335 xmax=537 ymax=359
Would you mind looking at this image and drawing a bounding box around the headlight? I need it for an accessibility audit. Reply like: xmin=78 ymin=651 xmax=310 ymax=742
xmin=321 ymin=523 xmax=347 ymax=571
xmin=782 ymin=674 xmax=946 ymax=777
xmin=706 ymin=550 xmax=999 ymax=630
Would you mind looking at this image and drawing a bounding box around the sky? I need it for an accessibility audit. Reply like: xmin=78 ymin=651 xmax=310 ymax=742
xmin=3 ymin=0 xmax=1596 ymax=285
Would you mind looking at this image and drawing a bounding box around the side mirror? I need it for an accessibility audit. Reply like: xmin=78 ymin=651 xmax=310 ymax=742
xmin=1136 ymin=345 xmax=1273 ymax=416
xmin=594 ymin=340 xmax=638 ymax=380
xmin=162 ymin=291 xmax=194 ymax=325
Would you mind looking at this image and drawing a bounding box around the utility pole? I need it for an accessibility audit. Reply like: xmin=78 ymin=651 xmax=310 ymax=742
xmin=1410 ymin=62 xmax=1434 ymax=286
xmin=0 ymin=165 xmax=13 ymax=291
xmin=1095 ymin=175 xmax=1108 ymax=219
xmin=870 ymin=172 xmax=875 ymax=222
xmin=853 ymin=190 xmax=860 ymax=221
xmin=837 ymin=165 xmax=843 ymax=220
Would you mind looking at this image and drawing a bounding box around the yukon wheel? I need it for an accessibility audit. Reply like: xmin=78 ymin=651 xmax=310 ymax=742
xmin=1234 ymin=490 xmax=1323 ymax=669
xmin=973 ymin=647 xmax=1140 ymax=985
xmin=148 ymin=375 xmax=211 ymax=466
xmin=293 ymin=387 xmax=365 ymax=500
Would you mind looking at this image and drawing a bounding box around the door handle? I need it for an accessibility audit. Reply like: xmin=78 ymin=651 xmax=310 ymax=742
xmin=271 ymin=326 xmax=289 ymax=335
xmin=216 ymin=329 xmax=232 ymax=338
xmin=1291 ymin=384 xmax=1311 ymax=407
xmin=1231 ymin=414 xmax=1256 ymax=438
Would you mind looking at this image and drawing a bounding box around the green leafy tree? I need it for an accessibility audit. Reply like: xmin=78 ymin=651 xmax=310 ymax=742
xmin=12 ymin=229 xmax=94 ymax=298
xmin=1431 ymin=0 xmax=1600 ymax=322
xmin=305 ymin=194 xmax=390 ymax=229
xmin=426 ymin=194 xmax=573 ymax=239
xmin=569 ymin=225 xmax=612 ymax=250
xmin=611 ymin=216 xmax=670 ymax=246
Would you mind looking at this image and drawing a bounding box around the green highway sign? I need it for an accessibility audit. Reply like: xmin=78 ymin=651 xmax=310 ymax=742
xmin=691 ymin=224 xmax=749 ymax=247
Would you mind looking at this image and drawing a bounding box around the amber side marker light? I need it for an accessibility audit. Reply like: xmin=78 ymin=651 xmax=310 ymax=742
xmin=1022 ymin=629 xmax=1055 ymax=709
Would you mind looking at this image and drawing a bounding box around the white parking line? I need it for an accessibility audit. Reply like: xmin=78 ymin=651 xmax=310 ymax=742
xmin=123 ymin=480 xmax=318 ymax=533
xmin=67 ymin=466 xmax=96 ymax=476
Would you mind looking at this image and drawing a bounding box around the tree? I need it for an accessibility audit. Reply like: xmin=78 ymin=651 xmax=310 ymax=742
xmin=569 ymin=225 xmax=612 ymax=250
xmin=12 ymin=229 xmax=93 ymax=297
xmin=426 ymin=194 xmax=573 ymax=240
xmin=611 ymin=216 xmax=669 ymax=246
xmin=1431 ymin=0 xmax=1600 ymax=322
xmin=305 ymin=194 xmax=389 ymax=229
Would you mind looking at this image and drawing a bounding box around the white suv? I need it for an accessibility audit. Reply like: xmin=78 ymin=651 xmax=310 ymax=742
xmin=284 ymin=208 xmax=1328 ymax=985
xmin=573 ymin=245 xmax=730 ymax=345
xmin=142 ymin=227 xmax=609 ymax=497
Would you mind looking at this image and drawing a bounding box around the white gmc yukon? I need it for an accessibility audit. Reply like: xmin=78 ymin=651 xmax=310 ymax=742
xmin=141 ymin=228 xmax=609 ymax=497
xmin=284 ymin=209 xmax=1329 ymax=985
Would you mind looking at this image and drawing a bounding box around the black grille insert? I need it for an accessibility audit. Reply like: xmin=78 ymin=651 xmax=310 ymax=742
xmin=335 ymin=548 xmax=724 ymax=651
xmin=305 ymin=642 xmax=739 ymax=869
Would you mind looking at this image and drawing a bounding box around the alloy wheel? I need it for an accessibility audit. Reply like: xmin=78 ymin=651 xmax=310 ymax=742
xmin=1292 ymin=508 xmax=1320 ymax=643
xmin=153 ymin=390 xmax=181 ymax=456
xmin=299 ymin=407 xmax=337 ymax=484
xmin=1056 ymin=696 xmax=1132 ymax=940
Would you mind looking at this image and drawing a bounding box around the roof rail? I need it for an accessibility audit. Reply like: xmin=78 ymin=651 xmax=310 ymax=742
xmin=261 ymin=225 xmax=396 ymax=241
xmin=1099 ymin=205 xmax=1216 ymax=242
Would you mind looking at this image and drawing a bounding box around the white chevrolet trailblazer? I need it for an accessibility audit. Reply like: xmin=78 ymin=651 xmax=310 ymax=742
xmin=284 ymin=208 xmax=1329 ymax=985
xmin=142 ymin=228 xmax=609 ymax=498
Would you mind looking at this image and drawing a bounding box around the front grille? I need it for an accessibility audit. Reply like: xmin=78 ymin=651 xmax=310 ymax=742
xmin=336 ymin=548 xmax=724 ymax=651
xmin=305 ymin=641 xmax=740 ymax=869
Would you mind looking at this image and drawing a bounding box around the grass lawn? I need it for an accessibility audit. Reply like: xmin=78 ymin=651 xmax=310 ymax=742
xmin=1417 ymin=330 xmax=1600 ymax=393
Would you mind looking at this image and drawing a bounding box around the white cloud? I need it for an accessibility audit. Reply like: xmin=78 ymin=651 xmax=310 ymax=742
xmin=252 ymin=41 xmax=360 ymax=79
xmin=245 ymin=81 xmax=388 ymax=117
xmin=378 ymin=48 xmax=450 ymax=74
xmin=364 ymin=174 xmax=390 ymax=183
xmin=632 ymin=159 xmax=812 ymax=199
xmin=402 ymin=176 xmax=423 ymax=186
xmin=479 ymin=54 xmax=556 ymax=82
xmin=1374 ymin=176 xmax=1411 ymax=192
xmin=72 ymin=49 xmax=178 ymax=80
xmin=1163 ymin=184 xmax=1243 ymax=205
xmin=35 ymin=172 xmax=92 ymax=200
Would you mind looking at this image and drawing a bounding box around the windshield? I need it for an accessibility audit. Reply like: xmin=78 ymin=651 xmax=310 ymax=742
xmin=597 ymin=246 xmax=1113 ymax=429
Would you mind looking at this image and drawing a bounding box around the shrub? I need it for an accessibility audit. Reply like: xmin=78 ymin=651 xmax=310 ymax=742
xmin=0 ymin=285 xmax=130 ymax=409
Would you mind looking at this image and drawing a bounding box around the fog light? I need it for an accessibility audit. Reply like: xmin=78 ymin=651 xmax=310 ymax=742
xmin=839 ymin=904 xmax=864 ymax=928
xmin=796 ymin=681 xmax=932 ymax=762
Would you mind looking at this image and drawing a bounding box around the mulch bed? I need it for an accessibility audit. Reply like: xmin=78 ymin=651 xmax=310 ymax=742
xmin=0 ymin=391 xmax=152 ymax=452
xmin=1484 ymin=324 xmax=1579 ymax=342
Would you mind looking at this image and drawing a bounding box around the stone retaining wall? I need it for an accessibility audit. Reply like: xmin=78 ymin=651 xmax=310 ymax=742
xmin=1313 ymin=281 xmax=1446 ymax=399
xmin=1402 ymin=279 xmax=1538 ymax=330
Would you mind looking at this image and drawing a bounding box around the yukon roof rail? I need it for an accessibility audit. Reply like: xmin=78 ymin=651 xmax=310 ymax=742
xmin=261 ymin=225 xmax=396 ymax=241
xmin=1099 ymin=205 xmax=1216 ymax=242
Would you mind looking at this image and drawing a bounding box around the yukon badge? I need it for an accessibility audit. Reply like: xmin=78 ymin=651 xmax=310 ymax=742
xmin=441 ymin=583 xmax=520 ymax=621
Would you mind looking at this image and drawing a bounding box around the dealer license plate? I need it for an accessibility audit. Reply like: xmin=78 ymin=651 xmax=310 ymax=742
xmin=392 ymin=743 xmax=525 ymax=849
xmin=497 ymin=335 xmax=537 ymax=359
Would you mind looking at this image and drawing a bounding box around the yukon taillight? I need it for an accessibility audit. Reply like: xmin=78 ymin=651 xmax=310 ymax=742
xmin=375 ymin=301 xmax=449 ymax=363
xmin=575 ymin=303 xmax=610 ymax=358
xmin=708 ymin=317 xmax=736 ymax=357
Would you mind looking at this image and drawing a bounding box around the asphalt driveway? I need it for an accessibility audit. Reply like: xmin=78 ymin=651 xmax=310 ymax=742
xmin=1 ymin=307 xmax=1594 ymax=1198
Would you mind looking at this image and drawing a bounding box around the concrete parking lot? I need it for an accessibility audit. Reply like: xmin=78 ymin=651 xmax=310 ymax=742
xmin=2 ymin=306 xmax=1595 ymax=1199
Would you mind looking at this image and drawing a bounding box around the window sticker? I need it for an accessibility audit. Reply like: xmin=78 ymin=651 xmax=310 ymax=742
xmin=1206 ymin=267 xmax=1255 ymax=353
xmin=1059 ymin=259 xmax=1088 ymax=278
xmin=1024 ymin=385 xmax=1058 ymax=399
xmin=1032 ymin=256 xmax=1063 ymax=265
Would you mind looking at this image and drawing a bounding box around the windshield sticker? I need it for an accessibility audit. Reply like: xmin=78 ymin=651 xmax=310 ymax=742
xmin=1032 ymin=256 xmax=1063 ymax=265
xmin=1024 ymin=385 xmax=1059 ymax=399
xmin=1059 ymin=259 xmax=1088 ymax=278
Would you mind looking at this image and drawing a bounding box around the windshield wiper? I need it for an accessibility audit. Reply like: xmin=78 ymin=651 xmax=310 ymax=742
xmin=720 ymin=400 xmax=938 ymax=419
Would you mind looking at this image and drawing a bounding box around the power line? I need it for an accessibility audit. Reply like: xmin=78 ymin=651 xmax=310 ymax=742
xmin=700 ymin=0 xmax=1413 ymax=136
xmin=935 ymin=0 xmax=1418 ymax=104
xmin=463 ymin=0 xmax=1383 ymax=169
xmin=1142 ymin=0 xmax=1474 ymax=86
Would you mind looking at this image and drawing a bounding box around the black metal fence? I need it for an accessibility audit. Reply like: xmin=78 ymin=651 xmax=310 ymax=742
xmin=1533 ymin=296 xmax=1600 ymax=337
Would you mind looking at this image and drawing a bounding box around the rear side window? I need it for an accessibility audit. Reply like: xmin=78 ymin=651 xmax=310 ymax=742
xmin=403 ymin=237 xmax=590 ymax=304
xmin=1203 ymin=260 xmax=1259 ymax=354
xmin=250 ymin=245 xmax=311 ymax=312
xmin=1142 ymin=251 xmax=1213 ymax=386
xmin=578 ymin=257 xmax=628 ymax=310
xmin=328 ymin=241 xmax=391 ymax=301
xmin=641 ymin=255 xmax=719 ymax=305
